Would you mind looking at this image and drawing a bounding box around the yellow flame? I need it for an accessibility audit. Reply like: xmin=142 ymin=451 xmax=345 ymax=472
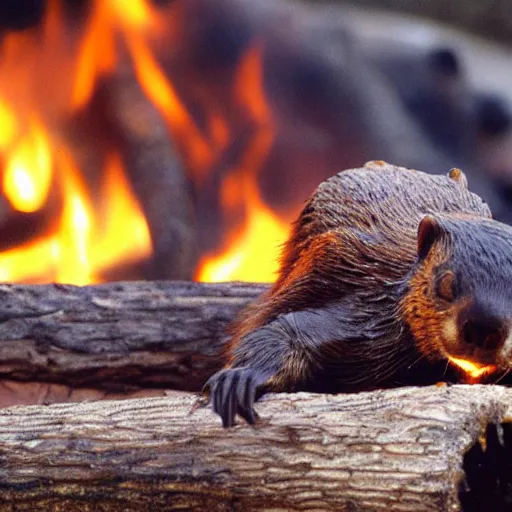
xmin=90 ymin=153 xmax=152 ymax=277
xmin=3 ymin=121 xmax=52 ymax=213
xmin=0 ymin=101 xmax=18 ymax=149
xmin=197 ymin=177 xmax=289 ymax=282
xmin=55 ymin=151 xmax=152 ymax=284
xmin=0 ymin=150 xmax=152 ymax=285
xmin=55 ymin=152 xmax=93 ymax=284
xmin=447 ymin=356 xmax=496 ymax=380
xmin=110 ymin=0 xmax=157 ymax=30
xmin=196 ymin=208 xmax=287 ymax=282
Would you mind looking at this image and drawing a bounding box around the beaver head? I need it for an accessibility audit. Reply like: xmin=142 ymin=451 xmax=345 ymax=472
xmin=401 ymin=214 xmax=512 ymax=381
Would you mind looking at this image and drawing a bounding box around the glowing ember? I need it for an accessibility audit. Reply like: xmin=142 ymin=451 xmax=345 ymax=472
xmin=447 ymin=356 xmax=496 ymax=380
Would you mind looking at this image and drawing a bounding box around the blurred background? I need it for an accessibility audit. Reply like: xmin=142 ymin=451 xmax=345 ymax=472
xmin=1 ymin=0 xmax=512 ymax=285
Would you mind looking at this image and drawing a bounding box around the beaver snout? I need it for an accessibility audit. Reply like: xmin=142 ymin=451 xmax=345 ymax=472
xmin=460 ymin=318 xmax=508 ymax=363
xmin=462 ymin=318 xmax=507 ymax=350
xmin=454 ymin=301 xmax=511 ymax=366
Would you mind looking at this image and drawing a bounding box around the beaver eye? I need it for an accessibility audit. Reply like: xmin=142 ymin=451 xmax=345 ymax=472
xmin=436 ymin=271 xmax=456 ymax=302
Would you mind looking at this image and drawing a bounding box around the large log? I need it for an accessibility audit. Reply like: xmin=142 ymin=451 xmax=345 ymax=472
xmin=0 ymin=385 xmax=510 ymax=511
xmin=0 ymin=281 xmax=265 ymax=397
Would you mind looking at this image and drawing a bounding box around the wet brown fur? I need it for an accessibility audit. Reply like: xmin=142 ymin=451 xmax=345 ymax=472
xmin=206 ymin=161 xmax=512 ymax=427
xmin=399 ymin=236 xmax=471 ymax=360
xmin=228 ymin=161 xmax=491 ymax=368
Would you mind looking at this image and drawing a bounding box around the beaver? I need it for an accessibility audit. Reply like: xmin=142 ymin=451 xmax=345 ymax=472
xmin=204 ymin=161 xmax=512 ymax=427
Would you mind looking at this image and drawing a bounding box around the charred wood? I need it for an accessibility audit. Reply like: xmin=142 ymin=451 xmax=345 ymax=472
xmin=101 ymin=63 xmax=199 ymax=281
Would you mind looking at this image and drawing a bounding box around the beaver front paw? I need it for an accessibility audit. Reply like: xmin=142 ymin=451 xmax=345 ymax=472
xmin=203 ymin=367 xmax=270 ymax=428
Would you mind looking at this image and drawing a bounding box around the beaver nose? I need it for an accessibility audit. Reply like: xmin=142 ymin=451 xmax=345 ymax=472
xmin=462 ymin=319 xmax=507 ymax=351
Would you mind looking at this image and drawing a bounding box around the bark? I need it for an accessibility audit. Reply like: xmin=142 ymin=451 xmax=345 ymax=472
xmin=0 ymin=281 xmax=265 ymax=394
xmin=0 ymin=385 xmax=510 ymax=511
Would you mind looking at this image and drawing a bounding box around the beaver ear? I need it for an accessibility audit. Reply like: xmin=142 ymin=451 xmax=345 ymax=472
xmin=447 ymin=168 xmax=468 ymax=189
xmin=417 ymin=215 xmax=444 ymax=260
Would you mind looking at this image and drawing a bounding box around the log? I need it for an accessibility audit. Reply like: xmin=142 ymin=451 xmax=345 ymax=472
xmin=63 ymin=45 xmax=198 ymax=282
xmin=0 ymin=281 xmax=265 ymax=397
xmin=0 ymin=385 xmax=511 ymax=511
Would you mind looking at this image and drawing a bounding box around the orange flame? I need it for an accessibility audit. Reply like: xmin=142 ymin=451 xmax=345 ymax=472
xmin=0 ymin=0 xmax=158 ymax=285
xmin=72 ymin=0 xmax=161 ymax=110
xmin=0 ymin=150 xmax=151 ymax=284
xmin=127 ymin=27 xmax=212 ymax=178
xmin=447 ymin=356 xmax=496 ymax=381
xmin=195 ymin=44 xmax=291 ymax=282
xmin=0 ymin=0 xmax=292 ymax=285
xmin=198 ymin=177 xmax=290 ymax=282
xmin=0 ymin=101 xmax=18 ymax=149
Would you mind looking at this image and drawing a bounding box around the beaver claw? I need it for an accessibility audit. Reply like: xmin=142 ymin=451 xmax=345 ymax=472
xmin=203 ymin=367 xmax=269 ymax=428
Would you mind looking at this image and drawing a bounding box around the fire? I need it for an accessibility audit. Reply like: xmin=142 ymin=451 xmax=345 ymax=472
xmin=0 ymin=101 xmax=17 ymax=149
xmin=0 ymin=0 xmax=160 ymax=285
xmin=3 ymin=119 xmax=52 ymax=213
xmin=0 ymin=150 xmax=151 ymax=284
xmin=127 ymin=25 xmax=212 ymax=178
xmin=197 ymin=176 xmax=290 ymax=282
xmin=0 ymin=0 xmax=291 ymax=285
xmin=447 ymin=356 xmax=496 ymax=381
xmin=195 ymin=45 xmax=291 ymax=282
xmin=124 ymin=7 xmax=290 ymax=282
xmin=72 ymin=0 xmax=160 ymax=110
